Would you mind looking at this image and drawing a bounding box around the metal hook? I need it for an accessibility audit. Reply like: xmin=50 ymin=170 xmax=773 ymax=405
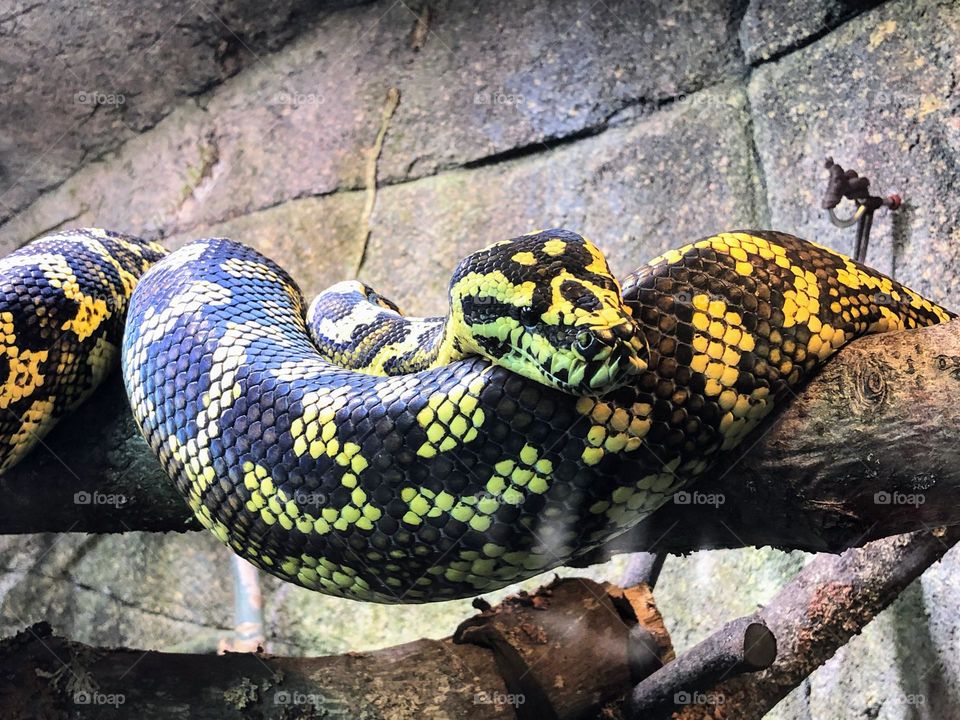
xmin=821 ymin=158 xmax=901 ymax=263
xmin=828 ymin=204 xmax=866 ymax=229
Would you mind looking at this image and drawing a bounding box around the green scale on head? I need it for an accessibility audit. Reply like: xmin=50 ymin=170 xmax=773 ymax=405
xmin=308 ymin=229 xmax=648 ymax=395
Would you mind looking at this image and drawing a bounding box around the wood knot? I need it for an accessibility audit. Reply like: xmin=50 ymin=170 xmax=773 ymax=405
xmin=847 ymin=356 xmax=890 ymax=410
xmin=935 ymin=354 xmax=960 ymax=381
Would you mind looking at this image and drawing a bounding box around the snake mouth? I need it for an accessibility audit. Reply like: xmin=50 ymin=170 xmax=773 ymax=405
xmin=567 ymin=321 xmax=647 ymax=394
xmin=580 ymin=347 xmax=646 ymax=394
xmin=541 ymin=354 xmax=644 ymax=396
xmin=586 ymin=350 xmax=646 ymax=392
xmin=502 ymin=325 xmax=646 ymax=396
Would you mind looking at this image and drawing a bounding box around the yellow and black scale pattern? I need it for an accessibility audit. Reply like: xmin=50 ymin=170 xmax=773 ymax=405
xmin=0 ymin=228 xmax=953 ymax=603
xmin=306 ymin=280 xmax=447 ymax=377
xmin=0 ymin=229 xmax=165 ymax=471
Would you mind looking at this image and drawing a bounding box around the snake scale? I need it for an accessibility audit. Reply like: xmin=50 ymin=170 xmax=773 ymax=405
xmin=0 ymin=228 xmax=952 ymax=602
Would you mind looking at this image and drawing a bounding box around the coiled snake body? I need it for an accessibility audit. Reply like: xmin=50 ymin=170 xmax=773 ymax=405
xmin=0 ymin=228 xmax=952 ymax=602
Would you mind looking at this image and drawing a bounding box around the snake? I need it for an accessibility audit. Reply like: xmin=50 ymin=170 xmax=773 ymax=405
xmin=0 ymin=227 xmax=952 ymax=602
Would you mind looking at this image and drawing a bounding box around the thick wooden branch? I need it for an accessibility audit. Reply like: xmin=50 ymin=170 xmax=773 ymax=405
xmin=2 ymin=321 xmax=959 ymax=558
xmin=3 ymin=529 xmax=954 ymax=720
xmin=581 ymin=318 xmax=960 ymax=558
xmin=0 ymin=578 xmax=673 ymax=720
xmin=0 ymin=377 xmax=196 ymax=534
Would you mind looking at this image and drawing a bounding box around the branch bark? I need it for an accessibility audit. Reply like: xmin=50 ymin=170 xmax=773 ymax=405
xmin=628 ymin=615 xmax=776 ymax=717
xmin=1 ymin=321 xmax=958 ymax=560
xmin=0 ymin=578 xmax=673 ymax=720
xmin=0 ymin=376 xmax=196 ymax=533
xmin=581 ymin=318 xmax=960 ymax=558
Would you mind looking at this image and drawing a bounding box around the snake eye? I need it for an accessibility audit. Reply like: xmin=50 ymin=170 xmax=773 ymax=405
xmin=575 ymin=331 xmax=596 ymax=354
xmin=519 ymin=306 xmax=540 ymax=328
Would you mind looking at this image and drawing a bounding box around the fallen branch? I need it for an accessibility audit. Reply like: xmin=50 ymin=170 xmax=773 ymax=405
xmin=670 ymin=526 xmax=960 ymax=719
xmin=628 ymin=615 xmax=776 ymax=718
xmin=0 ymin=578 xmax=672 ymax=720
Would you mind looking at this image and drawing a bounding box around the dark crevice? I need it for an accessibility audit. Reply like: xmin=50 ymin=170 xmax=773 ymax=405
xmin=745 ymin=0 xmax=891 ymax=67
xmin=460 ymin=123 xmax=610 ymax=172
xmin=0 ymin=2 xmax=44 ymax=26
xmin=727 ymin=0 xmax=752 ymax=68
xmin=740 ymin=87 xmax=772 ymax=228
xmin=458 ymin=83 xmax=729 ymax=174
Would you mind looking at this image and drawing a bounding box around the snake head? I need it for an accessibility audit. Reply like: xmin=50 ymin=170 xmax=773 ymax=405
xmin=449 ymin=229 xmax=648 ymax=396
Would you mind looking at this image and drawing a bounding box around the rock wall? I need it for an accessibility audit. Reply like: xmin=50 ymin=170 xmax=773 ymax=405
xmin=0 ymin=0 xmax=377 ymax=225
xmin=1 ymin=1 xmax=959 ymax=717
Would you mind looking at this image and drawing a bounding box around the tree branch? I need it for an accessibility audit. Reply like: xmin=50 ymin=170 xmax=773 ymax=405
xmin=0 ymin=578 xmax=673 ymax=720
xmin=628 ymin=615 xmax=776 ymax=717
xmin=2 ymin=321 xmax=958 ymax=561
xmin=3 ymin=528 xmax=954 ymax=720
xmin=578 ymin=318 xmax=960 ymax=560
